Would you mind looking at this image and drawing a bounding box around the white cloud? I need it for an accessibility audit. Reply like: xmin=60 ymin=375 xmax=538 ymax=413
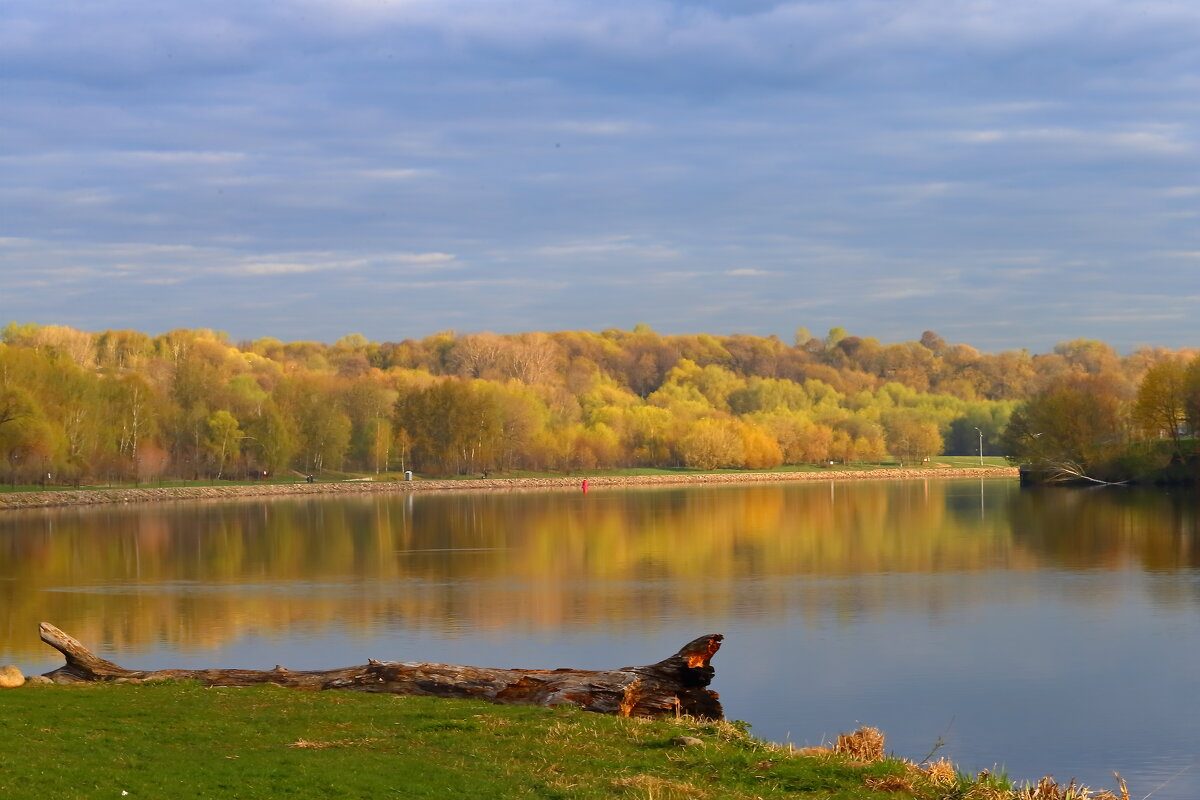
xmin=381 ymin=252 xmax=456 ymax=264
xmin=555 ymin=120 xmax=643 ymax=136
xmin=535 ymin=238 xmax=679 ymax=260
xmin=864 ymin=278 xmax=940 ymax=302
xmin=237 ymin=262 xmax=332 ymax=276
xmin=865 ymin=182 xmax=959 ymax=202
xmin=355 ymin=168 xmax=431 ymax=180
xmin=952 ymin=126 xmax=1190 ymax=155
xmin=120 ymin=150 xmax=247 ymax=165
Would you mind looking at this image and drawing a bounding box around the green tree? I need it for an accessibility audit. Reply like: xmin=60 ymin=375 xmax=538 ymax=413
xmin=0 ymin=386 xmax=56 ymax=483
xmin=244 ymin=402 xmax=296 ymax=475
xmin=299 ymin=400 xmax=352 ymax=473
xmin=395 ymin=380 xmax=502 ymax=474
xmin=203 ymin=410 xmax=244 ymax=479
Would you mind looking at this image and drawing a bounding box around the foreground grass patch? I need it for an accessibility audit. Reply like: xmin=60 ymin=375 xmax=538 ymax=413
xmin=0 ymin=683 xmax=1119 ymax=800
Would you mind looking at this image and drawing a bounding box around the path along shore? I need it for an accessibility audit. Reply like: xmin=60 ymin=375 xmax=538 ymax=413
xmin=0 ymin=466 xmax=1018 ymax=511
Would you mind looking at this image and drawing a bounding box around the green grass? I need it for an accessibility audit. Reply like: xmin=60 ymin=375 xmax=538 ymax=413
xmin=0 ymin=683 xmax=1000 ymax=800
xmin=0 ymin=477 xmax=306 ymax=494
xmin=930 ymin=456 xmax=1010 ymax=469
xmin=0 ymin=457 xmax=1014 ymax=493
xmin=429 ymin=457 xmax=1012 ymax=481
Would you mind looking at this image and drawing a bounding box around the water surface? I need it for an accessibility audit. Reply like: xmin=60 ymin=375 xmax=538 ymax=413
xmin=2 ymin=479 xmax=1198 ymax=796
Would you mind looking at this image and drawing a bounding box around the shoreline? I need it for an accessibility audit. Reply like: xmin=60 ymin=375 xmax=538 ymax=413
xmin=0 ymin=466 xmax=1018 ymax=511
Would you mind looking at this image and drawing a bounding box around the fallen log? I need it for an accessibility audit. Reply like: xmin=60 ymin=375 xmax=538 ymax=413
xmin=38 ymin=623 xmax=724 ymax=719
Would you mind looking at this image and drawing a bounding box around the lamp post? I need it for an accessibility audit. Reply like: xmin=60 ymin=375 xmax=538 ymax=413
xmin=973 ymin=427 xmax=984 ymax=466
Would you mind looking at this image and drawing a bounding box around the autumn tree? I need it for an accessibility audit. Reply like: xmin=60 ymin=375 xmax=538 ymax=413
xmin=0 ymin=386 xmax=52 ymax=483
xmin=0 ymin=385 xmax=36 ymax=432
xmin=243 ymin=402 xmax=296 ymax=474
xmin=0 ymin=322 xmax=1186 ymax=483
xmin=1185 ymin=355 xmax=1200 ymax=438
xmin=395 ymin=379 xmax=502 ymax=474
xmin=1001 ymin=373 xmax=1129 ymax=473
xmin=1133 ymin=359 xmax=1190 ymax=454
xmin=203 ymin=410 xmax=244 ymax=479
xmin=678 ymin=418 xmax=744 ymax=470
xmin=882 ymin=411 xmax=943 ymax=465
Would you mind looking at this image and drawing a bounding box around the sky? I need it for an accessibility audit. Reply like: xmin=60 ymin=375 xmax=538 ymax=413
xmin=2 ymin=0 xmax=1199 ymax=353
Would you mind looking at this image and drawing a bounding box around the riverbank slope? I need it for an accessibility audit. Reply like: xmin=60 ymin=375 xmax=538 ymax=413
xmin=0 ymin=681 xmax=1113 ymax=800
xmin=0 ymin=466 xmax=1018 ymax=511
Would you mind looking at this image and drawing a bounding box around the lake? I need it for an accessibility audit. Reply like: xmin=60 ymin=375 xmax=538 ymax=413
xmin=2 ymin=478 xmax=1199 ymax=796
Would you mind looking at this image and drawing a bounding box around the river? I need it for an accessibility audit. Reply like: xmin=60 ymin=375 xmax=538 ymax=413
xmin=2 ymin=478 xmax=1198 ymax=796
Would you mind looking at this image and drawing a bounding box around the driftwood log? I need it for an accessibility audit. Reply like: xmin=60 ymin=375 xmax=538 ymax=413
xmin=38 ymin=623 xmax=724 ymax=719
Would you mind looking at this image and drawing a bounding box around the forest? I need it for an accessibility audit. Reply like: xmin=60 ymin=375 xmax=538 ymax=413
xmin=0 ymin=322 xmax=1196 ymax=484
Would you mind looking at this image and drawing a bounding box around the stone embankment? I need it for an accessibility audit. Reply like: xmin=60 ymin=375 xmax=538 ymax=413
xmin=0 ymin=467 xmax=1018 ymax=512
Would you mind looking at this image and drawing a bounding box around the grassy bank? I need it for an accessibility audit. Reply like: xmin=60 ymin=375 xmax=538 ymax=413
xmin=0 ymin=682 xmax=1117 ymax=800
xmin=435 ymin=456 xmax=1013 ymax=480
xmin=0 ymin=460 xmax=1017 ymax=510
xmin=1 ymin=458 xmax=1013 ymax=493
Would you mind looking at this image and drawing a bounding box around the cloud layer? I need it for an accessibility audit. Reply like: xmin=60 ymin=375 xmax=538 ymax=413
xmin=2 ymin=0 xmax=1198 ymax=349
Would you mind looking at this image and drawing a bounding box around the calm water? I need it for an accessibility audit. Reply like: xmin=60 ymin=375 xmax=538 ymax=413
xmin=3 ymin=479 xmax=1200 ymax=796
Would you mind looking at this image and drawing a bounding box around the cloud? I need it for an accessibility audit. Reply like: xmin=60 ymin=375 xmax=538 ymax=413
xmin=555 ymin=120 xmax=644 ymax=136
xmin=865 ymin=182 xmax=960 ymax=203
xmin=952 ymin=127 xmax=1190 ymax=155
xmin=534 ymin=238 xmax=680 ymax=260
xmin=119 ymin=151 xmax=247 ymax=165
xmin=355 ymin=168 xmax=431 ymax=181
xmin=865 ymin=279 xmax=941 ymax=302
xmin=237 ymin=261 xmax=349 ymax=276
xmin=2 ymin=0 xmax=1199 ymax=350
xmin=379 ymin=252 xmax=457 ymax=265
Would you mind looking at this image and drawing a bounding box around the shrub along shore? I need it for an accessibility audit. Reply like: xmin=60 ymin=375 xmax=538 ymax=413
xmin=0 ymin=465 xmax=1017 ymax=511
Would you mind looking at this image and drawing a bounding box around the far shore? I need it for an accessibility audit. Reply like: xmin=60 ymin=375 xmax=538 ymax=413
xmin=0 ymin=466 xmax=1018 ymax=511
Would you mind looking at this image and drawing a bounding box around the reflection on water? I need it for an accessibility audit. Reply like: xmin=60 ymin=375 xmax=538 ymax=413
xmin=2 ymin=479 xmax=1199 ymax=796
xmin=5 ymin=480 xmax=1014 ymax=657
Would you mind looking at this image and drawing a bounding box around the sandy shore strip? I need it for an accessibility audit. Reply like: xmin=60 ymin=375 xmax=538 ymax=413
xmin=0 ymin=466 xmax=1018 ymax=511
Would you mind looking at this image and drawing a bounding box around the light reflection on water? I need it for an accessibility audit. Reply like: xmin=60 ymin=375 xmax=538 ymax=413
xmin=2 ymin=479 xmax=1199 ymax=797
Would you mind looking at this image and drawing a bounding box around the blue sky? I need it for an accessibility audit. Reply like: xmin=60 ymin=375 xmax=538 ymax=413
xmin=2 ymin=0 xmax=1198 ymax=352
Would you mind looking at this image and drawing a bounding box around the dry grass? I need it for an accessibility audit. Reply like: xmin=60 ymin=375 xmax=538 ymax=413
xmin=835 ymin=726 xmax=886 ymax=762
xmin=922 ymin=758 xmax=957 ymax=787
xmin=1009 ymin=775 xmax=1129 ymax=800
xmin=865 ymin=774 xmax=914 ymax=792
xmin=954 ymin=772 xmax=1129 ymax=800
xmin=964 ymin=783 xmax=1011 ymax=800
xmin=612 ymin=774 xmax=710 ymax=799
xmin=286 ymin=737 xmax=379 ymax=749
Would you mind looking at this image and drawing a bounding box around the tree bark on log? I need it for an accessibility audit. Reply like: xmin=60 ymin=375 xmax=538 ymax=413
xmin=38 ymin=623 xmax=724 ymax=719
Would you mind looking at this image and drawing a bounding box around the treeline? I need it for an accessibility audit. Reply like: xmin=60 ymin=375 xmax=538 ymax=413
xmin=1002 ymin=348 xmax=1200 ymax=482
xmin=0 ymin=322 xmax=1193 ymax=483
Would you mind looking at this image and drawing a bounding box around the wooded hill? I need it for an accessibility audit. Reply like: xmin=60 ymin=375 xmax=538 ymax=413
xmin=0 ymin=322 xmax=1196 ymax=483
